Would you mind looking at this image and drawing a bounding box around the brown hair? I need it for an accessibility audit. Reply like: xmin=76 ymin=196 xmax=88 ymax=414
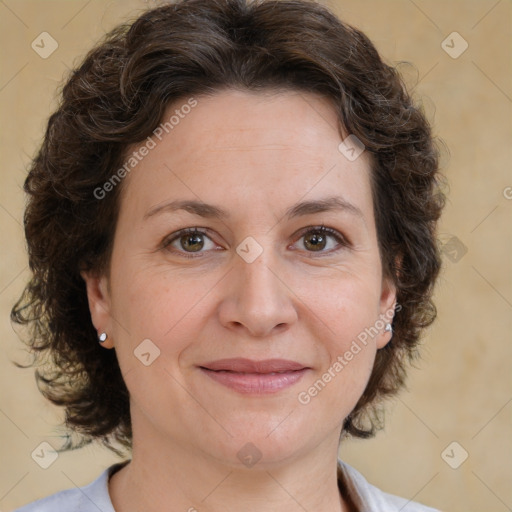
xmin=12 ymin=0 xmax=446 ymax=454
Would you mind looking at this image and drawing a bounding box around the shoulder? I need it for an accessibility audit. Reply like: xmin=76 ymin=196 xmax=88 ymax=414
xmin=12 ymin=463 xmax=125 ymax=512
xmin=13 ymin=487 xmax=102 ymax=512
xmin=338 ymin=459 xmax=440 ymax=512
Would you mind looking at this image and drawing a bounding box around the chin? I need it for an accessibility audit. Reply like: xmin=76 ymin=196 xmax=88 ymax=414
xmin=200 ymin=420 xmax=313 ymax=469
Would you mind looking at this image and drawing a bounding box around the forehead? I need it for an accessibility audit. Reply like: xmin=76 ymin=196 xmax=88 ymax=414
xmin=118 ymin=89 xmax=374 ymax=222
xmin=169 ymin=88 xmax=342 ymax=154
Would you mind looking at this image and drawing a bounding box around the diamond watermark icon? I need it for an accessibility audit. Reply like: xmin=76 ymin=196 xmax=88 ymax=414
xmin=31 ymin=441 xmax=58 ymax=469
xmin=441 ymin=235 xmax=468 ymax=263
xmin=441 ymin=32 xmax=468 ymax=59
xmin=31 ymin=32 xmax=59 ymax=59
xmin=236 ymin=236 xmax=263 ymax=263
xmin=134 ymin=338 xmax=161 ymax=366
xmin=237 ymin=442 xmax=262 ymax=468
xmin=338 ymin=134 xmax=365 ymax=161
xmin=441 ymin=441 xmax=468 ymax=469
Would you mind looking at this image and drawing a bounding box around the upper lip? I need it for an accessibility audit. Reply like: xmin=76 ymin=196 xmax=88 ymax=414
xmin=200 ymin=358 xmax=308 ymax=373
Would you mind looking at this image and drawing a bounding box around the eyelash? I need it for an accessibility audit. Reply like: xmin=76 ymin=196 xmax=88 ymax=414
xmin=161 ymin=225 xmax=349 ymax=259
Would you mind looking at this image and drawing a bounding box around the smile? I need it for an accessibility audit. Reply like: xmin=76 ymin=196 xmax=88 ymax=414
xmin=199 ymin=368 xmax=309 ymax=394
xmin=198 ymin=358 xmax=310 ymax=394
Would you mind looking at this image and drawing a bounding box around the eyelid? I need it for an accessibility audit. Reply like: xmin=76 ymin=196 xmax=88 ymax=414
xmin=291 ymin=225 xmax=350 ymax=252
xmin=161 ymin=224 xmax=350 ymax=258
xmin=293 ymin=224 xmax=348 ymax=243
xmin=161 ymin=227 xmax=221 ymax=258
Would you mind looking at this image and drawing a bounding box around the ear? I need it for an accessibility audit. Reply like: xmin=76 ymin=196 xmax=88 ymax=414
xmin=376 ymin=273 xmax=398 ymax=350
xmin=80 ymin=270 xmax=115 ymax=349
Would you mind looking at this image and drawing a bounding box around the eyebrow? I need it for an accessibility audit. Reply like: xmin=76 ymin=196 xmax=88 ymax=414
xmin=143 ymin=196 xmax=365 ymax=223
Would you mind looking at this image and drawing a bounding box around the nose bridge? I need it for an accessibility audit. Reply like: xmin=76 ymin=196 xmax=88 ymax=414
xmin=236 ymin=240 xmax=283 ymax=308
xmin=219 ymin=236 xmax=297 ymax=336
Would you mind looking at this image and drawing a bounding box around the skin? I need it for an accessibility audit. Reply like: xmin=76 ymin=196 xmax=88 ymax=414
xmin=82 ymin=88 xmax=396 ymax=512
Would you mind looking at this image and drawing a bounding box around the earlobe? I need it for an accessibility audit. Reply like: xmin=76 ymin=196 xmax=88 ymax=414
xmin=377 ymin=275 xmax=398 ymax=349
xmin=80 ymin=270 xmax=114 ymax=348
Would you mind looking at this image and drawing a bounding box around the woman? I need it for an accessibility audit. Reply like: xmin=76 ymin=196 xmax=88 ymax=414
xmin=12 ymin=0 xmax=446 ymax=510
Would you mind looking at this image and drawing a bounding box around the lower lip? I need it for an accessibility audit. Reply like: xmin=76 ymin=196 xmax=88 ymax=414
xmin=200 ymin=368 xmax=308 ymax=394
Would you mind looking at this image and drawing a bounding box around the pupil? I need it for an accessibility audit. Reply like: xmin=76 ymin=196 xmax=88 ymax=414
xmin=179 ymin=231 xmax=328 ymax=253
xmin=305 ymin=232 xmax=326 ymax=251
xmin=182 ymin=233 xmax=204 ymax=252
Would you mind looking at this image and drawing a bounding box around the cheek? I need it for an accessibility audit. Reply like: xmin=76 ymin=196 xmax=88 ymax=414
xmin=295 ymin=272 xmax=381 ymax=405
xmin=298 ymin=266 xmax=382 ymax=342
xmin=109 ymin=263 xmax=219 ymax=355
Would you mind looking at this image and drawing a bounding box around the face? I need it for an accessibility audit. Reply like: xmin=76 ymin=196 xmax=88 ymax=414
xmin=84 ymin=89 xmax=396 ymax=468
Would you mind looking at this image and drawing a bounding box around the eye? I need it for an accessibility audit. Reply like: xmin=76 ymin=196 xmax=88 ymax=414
xmin=162 ymin=227 xmax=220 ymax=257
xmin=293 ymin=225 xmax=348 ymax=254
xmin=162 ymin=225 xmax=349 ymax=259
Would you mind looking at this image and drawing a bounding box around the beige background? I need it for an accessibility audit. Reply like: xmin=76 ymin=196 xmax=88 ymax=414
xmin=1 ymin=1 xmax=511 ymax=511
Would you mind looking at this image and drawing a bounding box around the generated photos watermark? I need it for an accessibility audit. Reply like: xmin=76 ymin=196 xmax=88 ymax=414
xmin=93 ymin=97 xmax=198 ymax=200
xmin=297 ymin=303 xmax=401 ymax=405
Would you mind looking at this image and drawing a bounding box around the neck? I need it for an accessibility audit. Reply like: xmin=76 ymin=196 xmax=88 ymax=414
xmin=109 ymin=421 xmax=349 ymax=512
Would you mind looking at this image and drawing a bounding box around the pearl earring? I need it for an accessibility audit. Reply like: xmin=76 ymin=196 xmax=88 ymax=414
xmin=384 ymin=323 xmax=392 ymax=333
xmin=98 ymin=332 xmax=108 ymax=343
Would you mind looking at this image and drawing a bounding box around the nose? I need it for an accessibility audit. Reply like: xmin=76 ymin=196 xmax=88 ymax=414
xmin=217 ymin=248 xmax=298 ymax=338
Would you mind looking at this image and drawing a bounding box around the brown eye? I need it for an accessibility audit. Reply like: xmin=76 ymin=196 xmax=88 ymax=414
xmin=163 ymin=228 xmax=218 ymax=257
xmin=179 ymin=232 xmax=205 ymax=252
xmin=303 ymin=231 xmax=327 ymax=251
xmin=296 ymin=226 xmax=348 ymax=254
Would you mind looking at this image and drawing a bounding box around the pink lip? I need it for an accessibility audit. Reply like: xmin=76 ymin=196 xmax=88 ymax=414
xmin=201 ymin=358 xmax=307 ymax=373
xmin=199 ymin=358 xmax=310 ymax=394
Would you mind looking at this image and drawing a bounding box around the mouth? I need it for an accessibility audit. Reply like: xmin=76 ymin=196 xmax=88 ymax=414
xmin=198 ymin=358 xmax=310 ymax=394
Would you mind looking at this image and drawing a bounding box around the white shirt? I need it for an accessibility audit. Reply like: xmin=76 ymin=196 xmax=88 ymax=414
xmin=14 ymin=459 xmax=440 ymax=511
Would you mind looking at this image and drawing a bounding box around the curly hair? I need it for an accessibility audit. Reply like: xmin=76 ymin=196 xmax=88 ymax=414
xmin=11 ymin=0 xmax=446 ymax=454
